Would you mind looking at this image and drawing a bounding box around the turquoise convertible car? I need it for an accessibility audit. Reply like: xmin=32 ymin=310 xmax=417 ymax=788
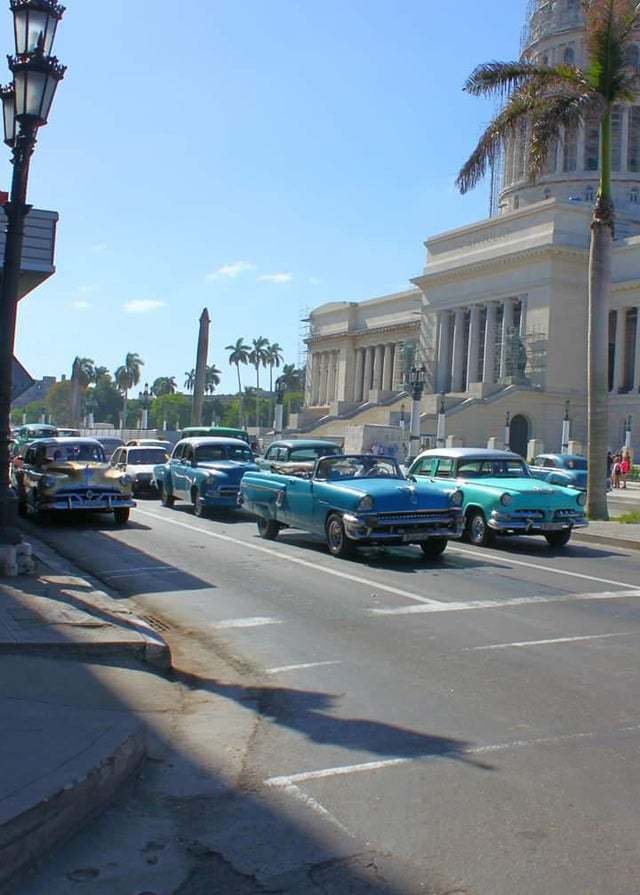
xmin=153 ymin=437 xmax=256 ymax=515
xmin=239 ymin=454 xmax=465 ymax=559
xmin=407 ymin=448 xmax=587 ymax=548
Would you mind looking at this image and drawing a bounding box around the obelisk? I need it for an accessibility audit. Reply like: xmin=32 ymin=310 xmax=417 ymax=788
xmin=191 ymin=308 xmax=210 ymax=426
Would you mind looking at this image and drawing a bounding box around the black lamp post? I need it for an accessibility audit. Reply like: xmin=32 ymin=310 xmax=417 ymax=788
xmin=407 ymin=365 xmax=426 ymax=461
xmin=0 ymin=0 xmax=65 ymax=543
xmin=504 ymin=411 xmax=511 ymax=451
xmin=139 ymin=383 xmax=152 ymax=430
xmin=274 ymin=376 xmax=286 ymax=435
xmin=561 ymin=400 xmax=571 ymax=454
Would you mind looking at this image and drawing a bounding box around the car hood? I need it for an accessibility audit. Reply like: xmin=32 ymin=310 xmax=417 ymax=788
xmin=199 ymin=460 xmax=258 ymax=481
xmin=459 ymin=476 xmax=580 ymax=504
xmin=127 ymin=464 xmax=156 ymax=475
xmin=44 ymin=462 xmax=124 ymax=488
xmin=320 ymin=478 xmax=456 ymax=511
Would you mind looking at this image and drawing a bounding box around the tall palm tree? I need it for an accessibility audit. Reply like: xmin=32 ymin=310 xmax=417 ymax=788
xmin=93 ymin=366 xmax=111 ymax=384
xmin=280 ymin=363 xmax=304 ymax=391
xmin=205 ymin=364 xmax=221 ymax=395
xmin=114 ymin=352 xmax=144 ymax=431
xmin=249 ymin=336 xmax=270 ymax=431
xmin=151 ymin=376 xmax=177 ymax=397
xmin=184 ymin=369 xmax=196 ymax=392
xmin=70 ymin=357 xmax=95 ymax=425
xmin=456 ymin=0 xmax=639 ymax=520
xmin=226 ymin=338 xmax=250 ymax=428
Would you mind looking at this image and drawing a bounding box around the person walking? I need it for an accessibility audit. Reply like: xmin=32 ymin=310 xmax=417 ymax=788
xmin=607 ymin=451 xmax=614 ymax=492
xmin=620 ymin=451 xmax=632 ymax=490
xmin=613 ymin=453 xmax=622 ymax=490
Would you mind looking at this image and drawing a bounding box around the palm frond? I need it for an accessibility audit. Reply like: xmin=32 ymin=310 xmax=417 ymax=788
xmin=528 ymin=92 xmax=599 ymax=180
xmin=465 ymin=61 xmax=588 ymax=99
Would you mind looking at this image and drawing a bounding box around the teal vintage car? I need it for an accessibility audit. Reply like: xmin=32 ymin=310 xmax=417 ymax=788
xmin=239 ymin=453 xmax=465 ymax=559
xmin=153 ymin=437 xmax=257 ymax=516
xmin=407 ymin=448 xmax=588 ymax=549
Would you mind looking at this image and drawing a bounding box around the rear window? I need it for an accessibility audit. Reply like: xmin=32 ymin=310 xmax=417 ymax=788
xmin=565 ymin=458 xmax=587 ymax=470
xmin=127 ymin=449 xmax=168 ymax=465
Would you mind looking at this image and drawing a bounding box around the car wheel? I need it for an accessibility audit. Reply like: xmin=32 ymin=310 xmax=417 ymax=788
xmin=159 ymin=483 xmax=175 ymax=508
xmin=467 ymin=510 xmax=495 ymax=548
xmin=420 ymin=537 xmax=448 ymax=559
xmin=113 ymin=508 xmax=130 ymax=525
xmin=192 ymin=488 xmax=208 ymax=518
xmin=325 ymin=513 xmax=356 ymax=558
xmin=545 ymin=529 xmax=572 ymax=548
xmin=257 ymin=516 xmax=281 ymax=540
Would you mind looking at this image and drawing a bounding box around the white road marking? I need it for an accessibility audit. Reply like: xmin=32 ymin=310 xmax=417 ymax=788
xmin=212 ymin=617 xmax=282 ymax=629
xmin=264 ymin=723 xmax=640 ymax=788
xmin=280 ymin=783 xmax=353 ymax=836
xmin=449 ymin=545 xmax=639 ymax=590
xmin=266 ymin=660 xmax=342 ymax=675
xmin=371 ymin=589 xmax=640 ymax=616
xmin=468 ymin=632 xmax=637 ymax=651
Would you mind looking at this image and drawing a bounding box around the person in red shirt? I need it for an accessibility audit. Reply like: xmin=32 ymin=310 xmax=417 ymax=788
xmin=620 ymin=451 xmax=632 ymax=489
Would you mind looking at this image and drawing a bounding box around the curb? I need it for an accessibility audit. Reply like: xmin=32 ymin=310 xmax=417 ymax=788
xmin=0 ymin=721 xmax=145 ymax=892
xmin=572 ymin=532 xmax=640 ymax=552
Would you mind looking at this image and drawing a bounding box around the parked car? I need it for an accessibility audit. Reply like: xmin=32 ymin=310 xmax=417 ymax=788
xmin=153 ymin=437 xmax=257 ymax=515
xmin=11 ymin=424 xmax=58 ymax=453
xmin=240 ymin=453 xmax=464 ymax=559
xmin=57 ymin=428 xmax=82 ymax=438
xmin=258 ymin=439 xmax=342 ymax=475
xmin=528 ymin=453 xmax=587 ymax=490
xmin=96 ymin=436 xmax=125 ymax=460
xmin=13 ymin=437 xmax=135 ymax=524
xmin=110 ymin=444 xmax=170 ymax=496
xmin=179 ymin=426 xmax=250 ymax=444
xmin=126 ymin=438 xmax=173 ymax=451
xmin=407 ymin=448 xmax=587 ymax=548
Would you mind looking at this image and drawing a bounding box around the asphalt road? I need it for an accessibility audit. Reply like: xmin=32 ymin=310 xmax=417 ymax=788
xmin=26 ymin=501 xmax=640 ymax=895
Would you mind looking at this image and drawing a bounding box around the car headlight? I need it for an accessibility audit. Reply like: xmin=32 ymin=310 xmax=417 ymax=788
xmin=577 ymin=491 xmax=586 ymax=507
xmin=500 ymin=493 xmax=512 ymax=507
xmin=450 ymin=489 xmax=463 ymax=507
xmin=358 ymin=495 xmax=374 ymax=512
xmin=119 ymin=474 xmax=132 ymax=486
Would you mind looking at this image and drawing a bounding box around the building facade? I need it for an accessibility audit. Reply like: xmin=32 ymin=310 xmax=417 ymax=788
xmin=296 ymin=0 xmax=640 ymax=457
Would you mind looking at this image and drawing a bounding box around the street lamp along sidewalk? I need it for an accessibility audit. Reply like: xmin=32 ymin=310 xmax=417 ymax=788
xmin=0 ymin=0 xmax=65 ymax=547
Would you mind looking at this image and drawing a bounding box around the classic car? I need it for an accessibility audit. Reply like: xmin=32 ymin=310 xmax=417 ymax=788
xmin=239 ymin=453 xmax=465 ymax=559
xmin=11 ymin=424 xmax=58 ymax=454
xmin=14 ymin=437 xmax=135 ymax=524
xmin=126 ymin=438 xmax=173 ymax=451
xmin=153 ymin=437 xmax=257 ymax=515
xmin=180 ymin=426 xmax=251 ymax=444
xmin=258 ymin=439 xmax=342 ymax=475
xmin=528 ymin=453 xmax=587 ymax=490
xmin=96 ymin=436 xmax=125 ymax=460
xmin=110 ymin=444 xmax=170 ymax=496
xmin=407 ymin=448 xmax=587 ymax=548
xmin=57 ymin=428 xmax=82 ymax=438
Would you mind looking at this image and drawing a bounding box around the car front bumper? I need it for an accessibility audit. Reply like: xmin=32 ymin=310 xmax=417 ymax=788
xmin=489 ymin=511 xmax=588 ymax=533
xmin=342 ymin=511 xmax=464 ymax=543
xmin=42 ymin=494 xmax=136 ymax=512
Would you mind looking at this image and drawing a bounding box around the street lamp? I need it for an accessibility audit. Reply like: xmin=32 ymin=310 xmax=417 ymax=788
xmin=138 ymin=383 xmax=152 ymax=431
xmin=407 ymin=365 xmax=426 ymax=461
xmin=0 ymin=0 xmax=65 ymax=543
xmin=561 ymin=400 xmax=571 ymax=454
xmin=274 ymin=377 xmax=286 ymax=435
xmin=436 ymin=394 xmax=447 ymax=448
xmin=503 ymin=411 xmax=511 ymax=451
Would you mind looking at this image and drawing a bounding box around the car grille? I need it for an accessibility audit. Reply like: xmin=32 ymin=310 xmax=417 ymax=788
xmin=376 ymin=510 xmax=452 ymax=522
xmin=554 ymin=508 xmax=581 ymax=520
xmin=511 ymin=509 xmax=546 ymax=520
xmin=217 ymin=487 xmax=239 ymax=498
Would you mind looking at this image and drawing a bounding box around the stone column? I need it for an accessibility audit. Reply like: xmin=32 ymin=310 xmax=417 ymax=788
xmin=373 ymin=344 xmax=384 ymax=391
xmin=466 ymin=305 xmax=482 ymax=388
xmin=634 ymin=309 xmax=640 ymax=392
xmin=499 ymin=299 xmax=516 ymax=380
xmin=483 ymin=304 xmax=498 ymax=384
xmin=362 ymin=347 xmax=374 ymax=401
xmin=327 ymin=352 xmax=337 ymax=404
xmin=311 ymin=353 xmax=321 ymax=405
xmin=451 ymin=308 xmax=467 ymax=392
xmin=436 ymin=312 xmax=452 ymax=393
xmin=354 ymin=347 xmax=365 ymax=402
xmin=318 ymin=353 xmax=328 ymax=405
xmin=622 ymin=107 xmax=631 ymax=174
xmin=382 ymin=344 xmax=394 ymax=391
xmin=392 ymin=342 xmax=404 ymax=391
xmin=612 ymin=308 xmax=627 ymax=393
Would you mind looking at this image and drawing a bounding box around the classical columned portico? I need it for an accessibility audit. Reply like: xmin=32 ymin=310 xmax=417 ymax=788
xmin=372 ymin=345 xmax=384 ymax=393
xmin=612 ymin=308 xmax=627 ymax=393
xmin=382 ymin=343 xmax=395 ymax=391
xmin=466 ymin=305 xmax=482 ymax=388
xmin=353 ymin=348 xmax=365 ymax=402
xmin=362 ymin=347 xmax=374 ymax=401
xmin=483 ymin=303 xmax=498 ymax=385
xmin=499 ymin=299 xmax=516 ymax=380
xmin=450 ymin=308 xmax=467 ymax=392
xmin=318 ymin=353 xmax=329 ymax=404
xmin=436 ymin=311 xmax=452 ymax=393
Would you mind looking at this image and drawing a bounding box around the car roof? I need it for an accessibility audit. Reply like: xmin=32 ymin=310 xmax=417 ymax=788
xmin=29 ymin=437 xmax=103 ymax=447
xmin=125 ymin=443 xmax=168 ymax=450
xmin=535 ymin=453 xmax=585 ymax=461
xmin=177 ymin=437 xmax=250 ymax=446
xmin=416 ymin=448 xmax=522 ymax=460
xmin=269 ymin=439 xmax=340 ymax=449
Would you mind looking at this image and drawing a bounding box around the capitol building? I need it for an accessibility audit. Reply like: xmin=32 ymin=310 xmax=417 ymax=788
xmin=294 ymin=0 xmax=640 ymax=458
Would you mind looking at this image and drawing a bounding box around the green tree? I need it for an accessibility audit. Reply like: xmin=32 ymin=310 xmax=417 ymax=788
xmin=249 ymin=337 xmax=270 ymax=430
xmin=151 ymin=376 xmax=177 ymax=397
xmin=45 ymin=381 xmax=74 ymax=426
xmin=70 ymin=356 xmax=95 ymax=425
xmin=114 ymin=352 xmax=144 ymax=429
xmin=149 ymin=393 xmax=192 ymax=430
xmin=456 ymin=0 xmax=639 ymax=519
xmin=226 ymin=338 xmax=250 ymax=428
xmin=280 ymin=363 xmax=305 ymax=392
xmin=92 ymin=377 xmax=123 ymax=426
xmin=184 ymin=369 xmax=196 ymax=392
xmin=205 ymin=364 xmax=221 ymax=395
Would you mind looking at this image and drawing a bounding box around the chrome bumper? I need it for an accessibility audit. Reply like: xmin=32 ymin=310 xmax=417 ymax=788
xmin=44 ymin=494 xmax=136 ymax=511
xmin=489 ymin=512 xmax=588 ymax=533
xmin=343 ymin=512 xmax=464 ymax=543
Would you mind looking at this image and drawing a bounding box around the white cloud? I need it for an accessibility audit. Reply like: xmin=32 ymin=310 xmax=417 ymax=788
xmin=207 ymin=261 xmax=255 ymax=281
xmin=123 ymin=299 xmax=166 ymax=314
xmin=72 ymin=300 xmax=91 ymax=310
xmin=258 ymin=272 xmax=293 ymax=284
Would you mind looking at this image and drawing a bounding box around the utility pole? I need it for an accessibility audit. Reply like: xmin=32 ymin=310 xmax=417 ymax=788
xmin=191 ymin=308 xmax=210 ymax=427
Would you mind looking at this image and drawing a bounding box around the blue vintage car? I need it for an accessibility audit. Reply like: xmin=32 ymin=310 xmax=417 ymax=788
xmin=239 ymin=453 xmax=465 ymax=559
xmin=528 ymin=453 xmax=587 ymax=491
xmin=153 ymin=437 xmax=257 ymax=516
xmin=407 ymin=448 xmax=587 ymax=549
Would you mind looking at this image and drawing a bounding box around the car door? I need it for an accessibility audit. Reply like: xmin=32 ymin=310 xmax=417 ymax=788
xmin=410 ymin=456 xmax=439 ymax=480
xmin=168 ymin=443 xmax=185 ymax=495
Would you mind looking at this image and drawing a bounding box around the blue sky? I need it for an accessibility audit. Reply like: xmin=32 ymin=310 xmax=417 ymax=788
xmin=12 ymin=0 xmax=524 ymax=395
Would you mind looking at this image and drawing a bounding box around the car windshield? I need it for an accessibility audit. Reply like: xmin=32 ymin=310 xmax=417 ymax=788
xmin=289 ymin=445 xmax=341 ymax=462
xmin=127 ymin=449 xmax=168 ymax=465
xmin=564 ymin=458 xmax=587 ymax=470
xmin=46 ymin=443 xmax=106 ymax=463
xmin=456 ymin=458 xmax=529 ymax=478
xmin=316 ymin=455 xmax=402 ymax=481
xmin=195 ymin=445 xmax=253 ymax=463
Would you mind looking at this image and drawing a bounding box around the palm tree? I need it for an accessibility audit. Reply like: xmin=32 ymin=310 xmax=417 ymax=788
xmin=184 ymin=369 xmax=196 ymax=392
xmin=70 ymin=357 xmax=95 ymax=425
xmin=114 ymin=352 xmax=144 ymax=430
xmin=93 ymin=366 xmax=111 ymax=384
xmin=455 ymin=0 xmax=639 ymax=520
xmin=205 ymin=364 xmax=221 ymax=395
xmin=151 ymin=376 xmax=177 ymax=397
xmin=280 ymin=363 xmax=304 ymax=392
xmin=249 ymin=337 xmax=270 ymax=430
xmin=226 ymin=338 xmax=250 ymax=428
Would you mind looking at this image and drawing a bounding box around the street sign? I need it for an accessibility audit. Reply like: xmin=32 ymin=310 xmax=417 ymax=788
xmin=11 ymin=356 xmax=34 ymax=402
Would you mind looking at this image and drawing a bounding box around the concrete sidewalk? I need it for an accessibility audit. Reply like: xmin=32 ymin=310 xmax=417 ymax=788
xmin=0 ymin=537 xmax=172 ymax=892
xmin=573 ymin=521 xmax=640 ymax=551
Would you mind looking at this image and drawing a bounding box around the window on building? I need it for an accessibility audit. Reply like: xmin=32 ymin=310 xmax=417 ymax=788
xmin=628 ymin=107 xmax=640 ymax=171
xmin=543 ymin=137 xmax=558 ymax=175
xmin=585 ymin=113 xmax=600 ymax=170
xmin=544 ymin=188 xmax=552 ymax=199
xmin=630 ymin=188 xmax=639 ymax=204
xmin=627 ymin=44 xmax=640 ymax=71
xmin=513 ymin=195 xmax=520 ymax=210
xmin=563 ymin=127 xmax=578 ymax=172
xmin=585 ymin=186 xmax=594 ymax=202
xmin=541 ymin=54 xmax=549 ymax=66
xmin=611 ymin=105 xmax=623 ymax=171
xmin=563 ymin=46 xmax=575 ymax=65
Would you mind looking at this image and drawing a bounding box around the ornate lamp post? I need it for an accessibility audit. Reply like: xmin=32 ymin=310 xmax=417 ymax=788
xmin=436 ymin=394 xmax=447 ymax=448
xmin=407 ymin=365 xmax=426 ymax=461
xmin=503 ymin=411 xmax=511 ymax=451
xmin=274 ymin=376 xmax=286 ymax=435
xmin=0 ymin=0 xmax=65 ymax=544
xmin=561 ymin=400 xmax=571 ymax=454
xmin=138 ymin=383 xmax=152 ymax=431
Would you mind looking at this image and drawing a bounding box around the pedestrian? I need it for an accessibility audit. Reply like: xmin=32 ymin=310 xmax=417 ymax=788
xmin=607 ymin=451 xmax=614 ymax=492
xmin=620 ymin=451 xmax=632 ymax=490
xmin=613 ymin=453 xmax=622 ymax=489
